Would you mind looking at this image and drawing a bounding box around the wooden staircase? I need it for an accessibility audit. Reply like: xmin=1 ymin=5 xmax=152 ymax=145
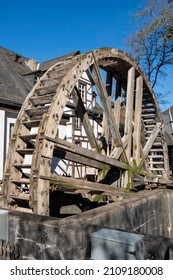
xmin=142 ymin=92 xmax=166 ymax=176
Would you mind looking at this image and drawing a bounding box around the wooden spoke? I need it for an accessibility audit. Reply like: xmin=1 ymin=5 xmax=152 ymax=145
xmin=110 ymin=135 xmax=129 ymax=159
xmin=114 ymin=80 xmax=121 ymax=132
xmin=102 ymin=71 xmax=113 ymax=152
xmin=71 ymin=86 xmax=99 ymax=150
xmin=43 ymin=136 xmax=128 ymax=170
xmin=105 ymin=71 xmax=113 ymax=97
xmin=124 ymin=67 xmax=135 ymax=161
xmin=143 ymin=122 xmax=162 ymax=158
xmin=133 ymin=76 xmax=143 ymax=164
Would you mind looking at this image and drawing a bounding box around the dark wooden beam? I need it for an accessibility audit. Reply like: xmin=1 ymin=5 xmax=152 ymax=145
xmin=40 ymin=174 xmax=130 ymax=196
xmin=42 ymin=136 xmax=128 ymax=170
xmin=71 ymin=87 xmax=99 ymax=150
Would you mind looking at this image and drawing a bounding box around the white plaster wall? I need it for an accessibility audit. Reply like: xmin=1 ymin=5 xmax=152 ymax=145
xmin=52 ymin=124 xmax=68 ymax=175
xmin=0 ymin=110 xmax=5 ymax=180
xmin=6 ymin=116 xmax=16 ymax=154
xmin=0 ymin=111 xmax=17 ymax=179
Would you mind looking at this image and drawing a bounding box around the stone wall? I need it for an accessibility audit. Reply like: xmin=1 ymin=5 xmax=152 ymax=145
xmin=1 ymin=189 xmax=173 ymax=259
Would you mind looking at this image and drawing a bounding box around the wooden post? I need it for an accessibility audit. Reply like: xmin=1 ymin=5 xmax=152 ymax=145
xmin=114 ymin=79 xmax=121 ymax=132
xmin=124 ymin=67 xmax=135 ymax=188
xmin=111 ymin=79 xmax=121 ymax=153
xmin=124 ymin=67 xmax=135 ymax=161
xmin=105 ymin=71 xmax=113 ymax=155
xmin=133 ymin=76 xmax=143 ymax=165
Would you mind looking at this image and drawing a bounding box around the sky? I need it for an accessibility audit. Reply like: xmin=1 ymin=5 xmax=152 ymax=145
xmin=0 ymin=0 xmax=141 ymax=61
xmin=0 ymin=0 xmax=172 ymax=109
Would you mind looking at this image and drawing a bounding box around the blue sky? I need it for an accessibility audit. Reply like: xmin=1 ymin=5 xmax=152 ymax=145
xmin=0 ymin=0 xmax=141 ymax=61
xmin=0 ymin=0 xmax=172 ymax=109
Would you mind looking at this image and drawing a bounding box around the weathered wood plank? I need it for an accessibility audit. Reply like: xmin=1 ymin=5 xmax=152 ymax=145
xmin=123 ymin=67 xmax=135 ymax=188
xmin=133 ymin=76 xmax=143 ymax=164
xmin=34 ymin=84 xmax=57 ymax=95
xmin=71 ymin=87 xmax=99 ymax=149
xmin=25 ymin=106 xmax=49 ymax=117
xmin=16 ymin=149 xmax=34 ymax=155
xmin=10 ymin=193 xmax=29 ymax=201
xmin=30 ymin=94 xmax=54 ymax=105
xmin=124 ymin=67 xmax=135 ymax=161
xmin=143 ymin=122 xmax=162 ymax=158
xmin=19 ymin=134 xmax=37 ymax=141
xmin=40 ymin=174 xmax=129 ymax=196
xmin=114 ymin=79 xmax=121 ymax=132
xmin=23 ymin=119 xmax=41 ymax=128
xmin=53 ymin=147 xmax=106 ymax=169
xmin=110 ymin=135 xmax=129 ymax=159
xmin=43 ymin=136 xmax=128 ymax=170
xmin=106 ymin=71 xmax=113 ymax=96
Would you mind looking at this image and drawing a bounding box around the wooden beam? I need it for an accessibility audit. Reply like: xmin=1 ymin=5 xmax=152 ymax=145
xmin=103 ymin=71 xmax=113 ymax=151
xmin=42 ymin=136 xmax=128 ymax=170
xmin=110 ymin=135 xmax=129 ymax=159
xmin=71 ymin=87 xmax=99 ymax=150
xmin=114 ymin=80 xmax=121 ymax=131
xmin=133 ymin=76 xmax=143 ymax=164
xmin=161 ymin=126 xmax=170 ymax=179
xmin=122 ymin=67 xmax=135 ymax=189
xmin=53 ymin=147 xmax=107 ymax=169
xmin=143 ymin=122 xmax=162 ymax=158
xmin=106 ymin=71 xmax=113 ymax=96
xmin=124 ymin=67 xmax=135 ymax=161
xmin=112 ymin=79 xmax=121 ymax=152
xmin=40 ymin=174 xmax=130 ymax=196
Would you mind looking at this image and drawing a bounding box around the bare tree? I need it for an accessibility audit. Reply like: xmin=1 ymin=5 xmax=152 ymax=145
xmin=128 ymin=0 xmax=173 ymax=90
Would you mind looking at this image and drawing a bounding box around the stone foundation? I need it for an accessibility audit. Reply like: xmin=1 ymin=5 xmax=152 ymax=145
xmin=1 ymin=189 xmax=173 ymax=259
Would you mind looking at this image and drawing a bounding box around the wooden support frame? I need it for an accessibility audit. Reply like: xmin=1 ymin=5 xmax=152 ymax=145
xmin=124 ymin=66 xmax=135 ymax=161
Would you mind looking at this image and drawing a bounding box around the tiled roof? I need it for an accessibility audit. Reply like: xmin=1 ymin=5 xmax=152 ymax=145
xmin=0 ymin=47 xmax=80 ymax=107
xmin=38 ymin=50 xmax=80 ymax=72
xmin=0 ymin=46 xmax=33 ymax=106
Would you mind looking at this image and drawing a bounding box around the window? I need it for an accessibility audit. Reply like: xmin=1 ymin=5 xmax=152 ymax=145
xmin=75 ymin=114 xmax=81 ymax=129
xmin=78 ymin=82 xmax=86 ymax=103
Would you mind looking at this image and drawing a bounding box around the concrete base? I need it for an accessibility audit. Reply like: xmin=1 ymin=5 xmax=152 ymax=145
xmin=1 ymin=189 xmax=173 ymax=259
xmin=0 ymin=196 xmax=3 ymax=208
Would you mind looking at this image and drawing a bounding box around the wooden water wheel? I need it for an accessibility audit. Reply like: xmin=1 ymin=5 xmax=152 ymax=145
xmin=2 ymin=47 xmax=171 ymax=215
